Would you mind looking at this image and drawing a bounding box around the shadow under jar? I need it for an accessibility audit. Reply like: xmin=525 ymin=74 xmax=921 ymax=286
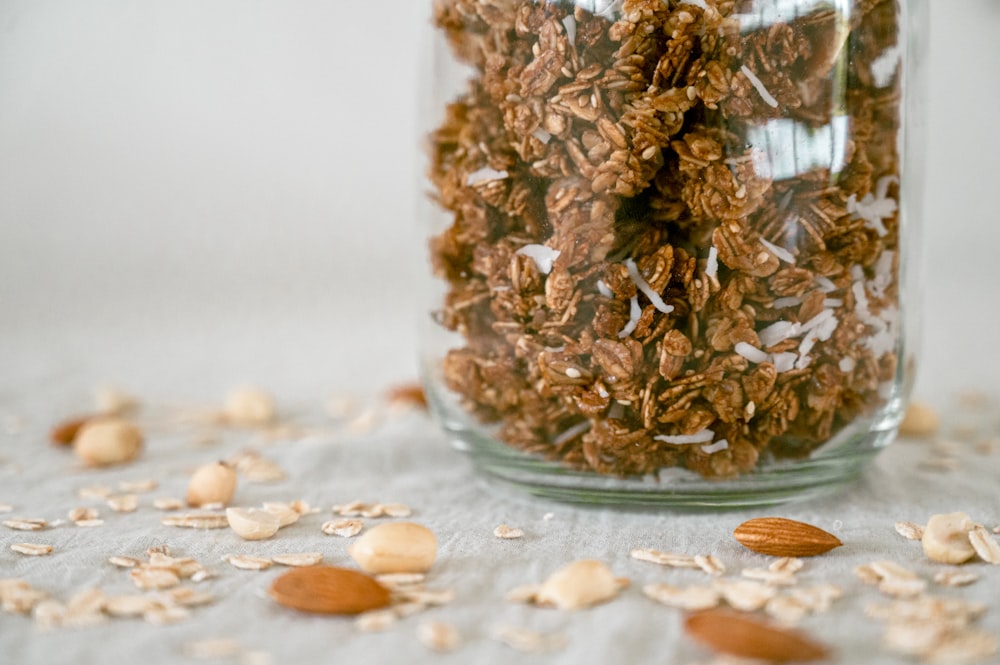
xmin=420 ymin=0 xmax=926 ymax=507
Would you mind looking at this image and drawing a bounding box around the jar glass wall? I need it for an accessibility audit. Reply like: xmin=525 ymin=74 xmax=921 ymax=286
xmin=419 ymin=0 xmax=925 ymax=506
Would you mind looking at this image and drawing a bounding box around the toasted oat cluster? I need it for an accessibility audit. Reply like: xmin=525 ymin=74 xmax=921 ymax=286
xmin=428 ymin=0 xmax=902 ymax=478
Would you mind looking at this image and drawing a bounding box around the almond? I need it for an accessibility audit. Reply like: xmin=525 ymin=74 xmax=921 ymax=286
xmin=225 ymin=507 xmax=280 ymax=541
xmin=224 ymin=387 xmax=275 ymax=427
xmin=187 ymin=462 xmax=238 ymax=507
xmin=269 ymin=566 xmax=391 ymax=615
xmin=348 ymin=522 xmax=437 ymax=574
xmin=73 ymin=418 xmax=143 ymax=466
xmin=385 ymin=382 xmax=428 ymax=410
xmin=685 ymin=608 xmax=830 ymax=663
xmin=734 ymin=518 xmax=842 ymax=557
xmin=535 ymin=560 xmax=628 ymax=610
xmin=50 ymin=415 xmax=96 ymax=446
xmin=898 ymin=401 xmax=939 ymax=437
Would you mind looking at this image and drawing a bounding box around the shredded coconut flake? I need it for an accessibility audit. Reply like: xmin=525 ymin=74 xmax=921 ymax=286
xmin=515 ymin=244 xmax=561 ymax=275
xmin=654 ymin=430 xmax=715 ymax=445
xmin=817 ymin=316 xmax=839 ymax=343
xmin=552 ymin=421 xmax=591 ymax=447
xmin=618 ymin=296 xmax=641 ymax=338
xmin=561 ymin=15 xmax=577 ymax=44
xmin=466 ymin=167 xmax=509 ymax=186
xmin=701 ymin=439 xmax=729 ymax=454
xmin=876 ymin=175 xmax=898 ymax=199
xmin=852 ymin=281 xmax=872 ymax=321
xmin=847 ymin=179 xmax=897 ymax=238
xmin=706 ymin=247 xmax=719 ymax=280
xmin=740 ymin=65 xmax=779 ymax=108
xmin=802 ymin=309 xmax=836 ymax=334
xmin=771 ymin=297 xmax=802 ymax=310
xmin=778 ymin=190 xmax=794 ymax=210
xmin=531 ymin=128 xmax=552 ymax=145
xmin=815 ymin=275 xmax=838 ymax=293
xmin=734 ymin=342 xmax=768 ymax=364
xmin=870 ymin=251 xmax=895 ymax=298
xmin=759 ymin=238 xmax=795 ymax=264
xmin=772 ymin=352 xmax=798 ymax=373
xmin=871 ymin=45 xmax=901 ymax=88
xmin=866 ymin=327 xmax=897 ymax=357
xmin=625 ymin=259 xmax=674 ymax=314
xmin=596 ymin=280 xmax=613 ymax=298
xmin=798 ymin=335 xmax=817 ymax=358
xmin=759 ymin=320 xmax=800 ymax=348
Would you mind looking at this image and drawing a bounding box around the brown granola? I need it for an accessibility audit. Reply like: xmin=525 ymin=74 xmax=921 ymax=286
xmin=427 ymin=0 xmax=902 ymax=478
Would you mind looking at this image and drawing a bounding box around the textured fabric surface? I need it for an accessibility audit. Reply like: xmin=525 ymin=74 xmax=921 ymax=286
xmin=1 ymin=390 xmax=999 ymax=665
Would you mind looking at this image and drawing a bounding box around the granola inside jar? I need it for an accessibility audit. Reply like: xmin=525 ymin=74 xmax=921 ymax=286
xmin=420 ymin=0 xmax=925 ymax=505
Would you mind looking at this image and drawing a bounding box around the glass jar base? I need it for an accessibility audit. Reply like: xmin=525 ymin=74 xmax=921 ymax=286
xmin=445 ymin=423 xmax=895 ymax=509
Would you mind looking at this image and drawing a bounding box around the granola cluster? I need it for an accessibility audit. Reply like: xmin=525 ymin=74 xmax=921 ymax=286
xmin=427 ymin=0 xmax=903 ymax=478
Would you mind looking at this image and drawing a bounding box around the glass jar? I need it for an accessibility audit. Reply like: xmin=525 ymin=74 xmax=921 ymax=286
xmin=419 ymin=0 xmax=926 ymax=506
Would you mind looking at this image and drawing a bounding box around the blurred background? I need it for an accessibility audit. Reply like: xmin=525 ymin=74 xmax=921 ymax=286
xmin=1 ymin=0 xmax=998 ymax=410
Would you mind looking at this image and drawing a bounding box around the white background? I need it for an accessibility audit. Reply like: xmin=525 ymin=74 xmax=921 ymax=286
xmin=1 ymin=0 xmax=999 ymax=403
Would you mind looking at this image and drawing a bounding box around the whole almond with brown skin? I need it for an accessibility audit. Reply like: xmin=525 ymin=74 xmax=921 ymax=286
xmin=385 ymin=382 xmax=428 ymax=410
xmin=50 ymin=415 xmax=95 ymax=446
xmin=269 ymin=566 xmax=391 ymax=615
xmin=734 ymin=517 xmax=842 ymax=557
xmin=685 ymin=608 xmax=830 ymax=662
